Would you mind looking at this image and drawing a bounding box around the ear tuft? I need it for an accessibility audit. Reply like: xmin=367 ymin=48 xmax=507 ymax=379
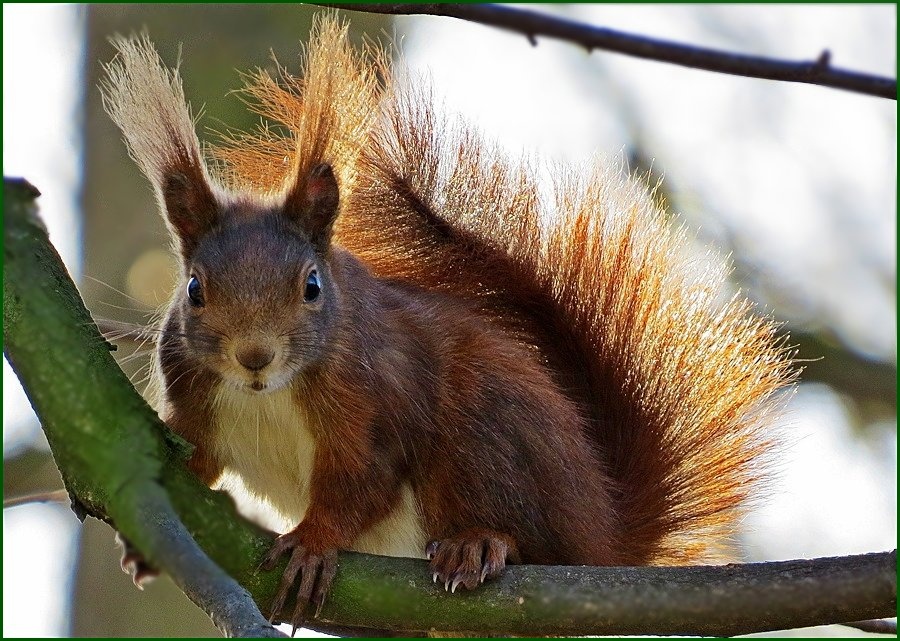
xmin=162 ymin=171 xmax=219 ymax=254
xmin=101 ymin=34 xmax=219 ymax=257
xmin=283 ymin=162 xmax=340 ymax=248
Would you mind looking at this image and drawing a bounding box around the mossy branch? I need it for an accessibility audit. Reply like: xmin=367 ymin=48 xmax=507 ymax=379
xmin=3 ymin=178 xmax=896 ymax=637
xmin=4 ymin=178 xmax=283 ymax=638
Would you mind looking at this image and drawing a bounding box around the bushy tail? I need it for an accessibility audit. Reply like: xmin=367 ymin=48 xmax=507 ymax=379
xmin=213 ymin=16 xmax=796 ymax=565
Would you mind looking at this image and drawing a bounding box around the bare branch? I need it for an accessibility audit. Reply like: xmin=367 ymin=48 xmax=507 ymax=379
xmin=131 ymin=485 xmax=286 ymax=638
xmin=842 ymin=619 xmax=898 ymax=635
xmin=316 ymin=3 xmax=897 ymax=100
xmin=3 ymin=489 xmax=70 ymax=509
xmin=310 ymin=550 xmax=897 ymax=636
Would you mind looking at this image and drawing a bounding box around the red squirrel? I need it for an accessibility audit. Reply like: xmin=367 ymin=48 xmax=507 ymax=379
xmin=101 ymin=17 xmax=795 ymax=629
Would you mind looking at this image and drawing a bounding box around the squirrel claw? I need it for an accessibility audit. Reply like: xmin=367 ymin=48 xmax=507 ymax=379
xmin=116 ymin=532 xmax=159 ymax=589
xmin=260 ymin=534 xmax=294 ymax=572
xmin=313 ymin=590 xmax=327 ymax=619
xmin=428 ymin=529 xmax=519 ymax=594
xmin=260 ymin=532 xmax=337 ymax=631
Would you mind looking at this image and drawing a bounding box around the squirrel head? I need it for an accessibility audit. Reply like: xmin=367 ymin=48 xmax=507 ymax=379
xmin=170 ymin=163 xmax=343 ymax=394
xmin=101 ymin=35 xmax=346 ymax=394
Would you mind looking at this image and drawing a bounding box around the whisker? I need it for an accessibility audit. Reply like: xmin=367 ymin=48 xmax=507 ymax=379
xmin=83 ymin=275 xmax=148 ymax=306
xmin=127 ymin=361 xmax=154 ymax=387
xmin=160 ymin=362 xmax=207 ymax=396
xmin=116 ymin=350 xmax=156 ymax=366
xmin=92 ymin=300 xmax=154 ymax=314
xmin=95 ymin=319 xmax=156 ymax=341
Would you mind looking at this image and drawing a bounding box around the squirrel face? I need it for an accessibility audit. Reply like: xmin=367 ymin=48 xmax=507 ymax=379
xmin=178 ymin=214 xmax=336 ymax=394
xmin=166 ymin=163 xmax=342 ymax=394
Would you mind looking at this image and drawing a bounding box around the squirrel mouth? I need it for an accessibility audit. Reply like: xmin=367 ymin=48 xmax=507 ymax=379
xmin=229 ymin=371 xmax=291 ymax=394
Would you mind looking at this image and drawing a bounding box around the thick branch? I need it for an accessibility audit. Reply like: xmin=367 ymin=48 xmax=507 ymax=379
xmin=317 ymin=3 xmax=896 ymax=100
xmin=311 ymin=551 xmax=898 ymax=636
xmin=3 ymin=177 xmax=896 ymax=636
xmin=3 ymin=178 xmax=283 ymax=639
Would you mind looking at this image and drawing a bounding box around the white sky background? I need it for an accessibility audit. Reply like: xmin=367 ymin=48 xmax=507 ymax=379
xmin=3 ymin=4 xmax=85 ymax=638
xmin=2 ymin=4 xmax=896 ymax=637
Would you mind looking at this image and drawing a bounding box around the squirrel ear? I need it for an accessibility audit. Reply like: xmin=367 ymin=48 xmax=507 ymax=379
xmin=161 ymin=169 xmax=218 ymax=256
xmin=283 ymin=163 xmax=339 ymax=249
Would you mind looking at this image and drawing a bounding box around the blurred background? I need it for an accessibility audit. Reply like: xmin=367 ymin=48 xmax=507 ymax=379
xmin=3 ymin=4 xmax=895 ymax=637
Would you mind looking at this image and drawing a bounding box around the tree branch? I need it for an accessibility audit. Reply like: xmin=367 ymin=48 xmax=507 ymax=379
xmin=3 ymin=178 xmax=284 ymax=639
xmin=842 ymin=619 xmax=898 ymax=635
xmin=3 ymin=177 xmax=896 ymax=636
xmin=315 ymin=3 xmax=896 ymax=100
xmin=3 ymin=489 xmax=69 ymax=509
xmin=307 ymin=551 xmax=897 ymax=636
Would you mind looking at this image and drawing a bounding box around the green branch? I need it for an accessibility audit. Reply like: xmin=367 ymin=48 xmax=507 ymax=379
xmin=3 ymin=178 xmax=896 ymax=637
xmin=3 ymin=178 xmax=283 ymax=638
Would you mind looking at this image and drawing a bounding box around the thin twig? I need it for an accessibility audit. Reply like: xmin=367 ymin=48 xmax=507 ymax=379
xmin=94 ymin=318 xmax=153 ymax=344
xmin=315 ymin=3 xmax=896 ymax=100
xmin=842 ymin=619 xmax=898 ymax=635
xmin=3 ymin=489 xmax=70 ymax=509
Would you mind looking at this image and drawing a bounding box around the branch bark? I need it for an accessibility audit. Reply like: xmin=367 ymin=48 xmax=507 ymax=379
xmin=3 ymin=178 xmax=284 ymax=639
xmin=287 ymin=550 xmax=899 ymax=637
xmin=316 ymin=3 xmax=897 ymax=100
xmin=843 ymin=619 xmax=898 ymax=635
xmin=3 ymin=177 xmax=896 ymax=636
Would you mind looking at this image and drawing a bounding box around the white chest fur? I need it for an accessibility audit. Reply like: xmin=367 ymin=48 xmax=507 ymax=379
xmin=210 ymin=385 xmax=427 ymax=559
xmin=212 ymin=385 xmax=317 ymax=524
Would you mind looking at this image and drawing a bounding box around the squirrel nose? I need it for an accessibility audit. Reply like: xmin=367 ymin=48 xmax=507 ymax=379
xmin=235 ymin=345 xmax=275 ymax=372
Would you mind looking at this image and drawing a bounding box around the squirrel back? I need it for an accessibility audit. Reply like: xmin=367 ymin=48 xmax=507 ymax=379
xmin=212 ymin=16 xmax=795 ymax=565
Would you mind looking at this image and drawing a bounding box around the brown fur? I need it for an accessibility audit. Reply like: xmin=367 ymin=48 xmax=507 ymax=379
xmin=209 ymin=16 xmax=795 ymax=565
xmin=102 ymin=13 xmax=796 ymax=621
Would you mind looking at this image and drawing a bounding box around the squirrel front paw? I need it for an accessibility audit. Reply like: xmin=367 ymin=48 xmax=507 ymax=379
xmin=260 ymin=531 xmax=337 ymax=634
xmin=426 ymin=529 xmax=520 ymax=592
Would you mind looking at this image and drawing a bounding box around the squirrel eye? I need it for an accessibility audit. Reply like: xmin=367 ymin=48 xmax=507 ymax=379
xmin=304 ymin=270 xmax=321 ymax=302
xmin=187 ymin=276 xmax=204 ymax=307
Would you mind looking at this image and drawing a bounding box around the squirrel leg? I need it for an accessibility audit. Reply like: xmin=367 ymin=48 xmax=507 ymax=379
xmin=186 ymin=447 xmax=223 ymax=487
xmin=259 ymin=479 xmax=392 ymax=630
xmin=259 ymin=421 xmax=404 ymax=629
xmin=426 ymin=528 xmax=521 ymax=592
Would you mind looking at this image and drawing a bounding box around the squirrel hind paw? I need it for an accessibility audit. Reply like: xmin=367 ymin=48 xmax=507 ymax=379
xmin=115 ymin=532 xmax=159 ymax=590
xmin=427 ymin=529 xmax=519 ymax=592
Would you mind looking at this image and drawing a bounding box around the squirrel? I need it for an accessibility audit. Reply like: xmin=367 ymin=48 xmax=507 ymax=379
xmin=101 ymin=16 xmax=795 ymax=630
